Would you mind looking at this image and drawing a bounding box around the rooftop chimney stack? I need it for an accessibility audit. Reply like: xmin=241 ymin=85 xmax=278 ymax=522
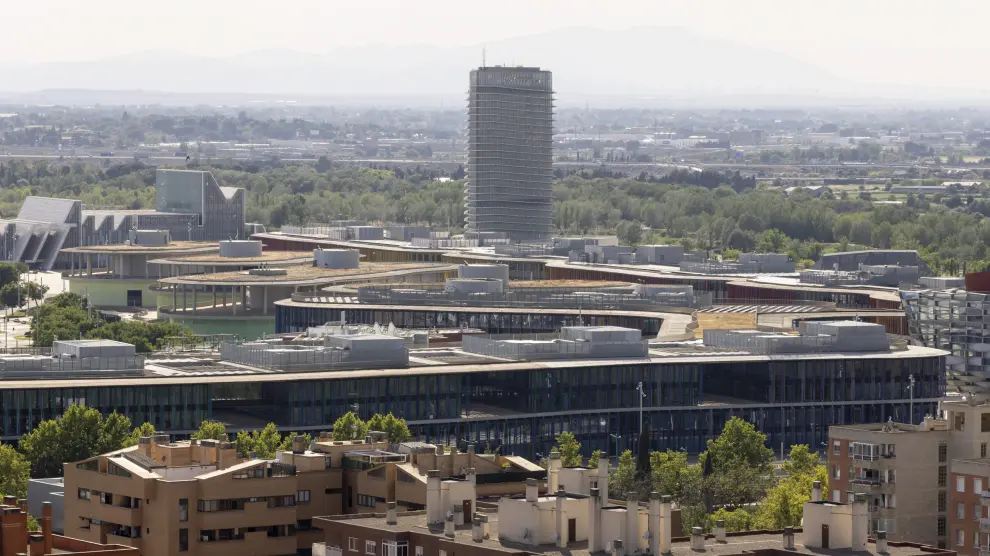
xmin=626 ymin=494 xmax=640 ymax=554
xmin=613 ymin=538 xmax=625 ymax=556
xmin=548 ymin=451 xmax=562 ymax=493
xmin=649 ymin=492 xmax=661 ymax=556
xmin=659 ymin=495 xmax=673 ymax=554
xmin=426 ymin=470 xmax=442 ymax=525
xmin=598 ymin=455 xmax=610 ymax=503
xmin=876 ymin=531 xmax=888 ymax=554
xmin=589 ymin=488 xmax=603 ymax=553
xmin=41 ymin=502 xmax=53 ymax=555
xmin=714 ymin=519 xmax=726 ymax=543
xmin=783 ymin=527 xmax=795 ymax=550
xmin=386 ymin=501 xmax=397 ymax=526
xmin=556 ymin=487 xmax=566 ymax=547
xmin=851 ymin=493 xmax=868 ymax=551
xmin=811 ymin=480 xmax=822 ymax=503
xmin=479 ymin=513 xmax=490 ymax=539
xmin=525 ymin=478 xmax=538 ymax=502
xmin=691 ymin=527 xmax=705 ymax=551
xmin=472 ymin=517 xmax=483 ymax=542
xmin=444 ymin=515 xmax=455 ymax=538
xmin=291 ymin=435 xmax=307 ymax=453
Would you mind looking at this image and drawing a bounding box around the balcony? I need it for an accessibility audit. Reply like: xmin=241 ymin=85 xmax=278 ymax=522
xmin=980 ymin=518 xmax=990 ymax=532
xmin=981 ymin=490 xmax=990 ymax=500
xmin=851 ymin=477 xmax=882 ymax=486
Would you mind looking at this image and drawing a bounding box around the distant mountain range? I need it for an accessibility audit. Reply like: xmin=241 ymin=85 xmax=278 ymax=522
xmin=0 ymin=27 xmax=973 ymax=106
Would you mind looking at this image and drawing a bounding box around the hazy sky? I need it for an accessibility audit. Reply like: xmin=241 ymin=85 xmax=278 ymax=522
xmin=4 ymin=0 xmax=988 ymax=87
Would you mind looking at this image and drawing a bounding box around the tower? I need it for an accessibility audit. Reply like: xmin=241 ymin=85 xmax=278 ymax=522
xmin=466 ymin=66 xmax=554 ymax=243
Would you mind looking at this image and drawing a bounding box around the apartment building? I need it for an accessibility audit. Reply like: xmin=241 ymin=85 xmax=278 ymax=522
xmin=63 ymin=435 xmax=545 ymax=556
xmin=0 ymin=496 xmax=138 ymax=556
xmin=829 ymin=398 xmax=990 ymax=553
xmin=315 ymin=478 xmax=952 ymax=556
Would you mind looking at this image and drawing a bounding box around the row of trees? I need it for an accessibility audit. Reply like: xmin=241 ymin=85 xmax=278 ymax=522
xmin=551 ymin=418 xmax=827 ymax=535
xmin=28 ymin=292 xmax=188 ymax=350
xmin=0 ymin=405 xmax=412 ymax=500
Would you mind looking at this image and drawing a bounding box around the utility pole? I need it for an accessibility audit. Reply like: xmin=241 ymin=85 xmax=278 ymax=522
xmin=637 ymin=381 xmax=646 ymax=436
xmin=908 ymin=374 xmax=915 ymax=424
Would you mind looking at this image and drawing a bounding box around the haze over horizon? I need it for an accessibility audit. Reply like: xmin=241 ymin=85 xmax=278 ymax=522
xmin=3 ymin=0 xmax=989 ymax=104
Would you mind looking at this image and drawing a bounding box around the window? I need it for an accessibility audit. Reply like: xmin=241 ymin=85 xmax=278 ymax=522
xmin=939 ymin=441 xmax=948 ymax=463
xmin=887 ymin=469 xmax=896 ymax=484
xmin=938 ymin=466 xmax=947 ymax=488
xmin=832 ymin=465 xmax=840 ymax=480
xmin=179 ymin=499 xmax=188 ymax=522
xmin=268 ymin=495 xmax=295 ymax=509
xmin=366 ymin=540 xmax=377 ymax=555
xmin=100 ymin=492 xmax=112 ymax=505
xmin=976 ymin=531 xmax=982 ymax=548
xmin=957 ymin=502 xmax=966 ymax=520
xmin=382 ymin=541 xmax=408 ymax=556
xmin=957 ymin=529 xmax=965 ymax=548
xmin=77 ymin=488 xmax=90 ymax=500
xmin=833 ymin=440 xmax=841 ymax=456
xmin=357 ymin=494 xmax=384 ymax=508
xmin=983 ymin=443 xmax=988 ymax=458
xmin=296 ymin=490 xmax=311 ymax=504
xmin=977 ymin=504 xmax=983 ymax=521
xmin=349 ymin=538 xmax=358 ymax=552
xmin=938 ymin=491 xmax=947 ymax=512
xmin=832 ymin=489 xmax=841 ymax=503
xmin=977 ymin=478 xmax=984 ymax=494
xmin=179 ymin=529 xmax=188 ymax=552
xmin=958 ymin=476 xmax=967 ymax=492
xmin=938 ymin=516 xmax=947 ymax=537
xmin=440 ymin=551 xmax=447 ymax=556
xmin=415 ymin=547 xmax=423 ymax=556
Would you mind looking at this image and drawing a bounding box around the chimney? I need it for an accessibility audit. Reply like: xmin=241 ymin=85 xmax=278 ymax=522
xmin=876 ymin=531 xmax=888 ymax=554
xmin=526 ymin=478 xmax=538 ymax=502
xmin=467 ymin=443 xmax=475 ymax=455
xmin=649 ymin=492 xmax=661 ymax=556
xmin=444 ymin=515 xmax=455 ymax=538
xmin=478 ymin=513 xmax=490 ymax=539
xmin=851 ymin=493 xmax=868 ymax=551
xmin=386 ymin=501 xmax=397 ymax=526
xmin=17 ymin=500 xmax=26 ymax=515
xmin=472 ymin=517 xmax=483 ymax=542
xmin=690 ymin=527 xmax=705 ymax=551
xmin=466 ymin=468 xmax=477 ymax=485
xmin=589 ymin=488 xmax=603 ymax=553
xmin=714 ymin=519 xmax=726 ymax=543
xmin=659 ymin=495 xmax=673 ymax=554
xmin=626 ymin=494 xmax=640 ymax=554
xmin=783 ymin=527 xmax=795 ymax=550
xmin=548 ymin=451 xmax=562 ymax=493
xmin=319 ymin=431 xmax=330 ymax=440
xmin=613 ymin=538 xmax=625 ymax=556
xmin=138 ymin=435 xmax=153 ymax=456
xmin=292 ymin=435 xmax=307 ymax=453
xmin=811 ymin=480 xmax=822 ymax=503
xmin=598 ymin=455 xmax=610 ymax=504
xmin=556 ymin=488 xmax=566 ymax=547
xmin=41 ymin=501 xmax=53 ymax=555
xmin=3 ymin=495 xmax=15 ymax=506
xmin=427 ymin=470 xmax=443 ymax=525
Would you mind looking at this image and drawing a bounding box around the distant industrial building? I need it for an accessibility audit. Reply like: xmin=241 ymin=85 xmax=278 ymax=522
xmin=466 ymin=66 xmax=554 ymax=243
xmin=0 ymin=169 xmax=245 ymax=270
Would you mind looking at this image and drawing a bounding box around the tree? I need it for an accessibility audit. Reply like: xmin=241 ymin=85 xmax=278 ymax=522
xmin=331 ymin=412 xmax=368 ymax=441
xmin=192 ymin=420 xmax=228 ymax=442
xmin=706 ymin=417 xmax=774 ymax=473
xmin=125 ymin=422 xmax=156 ymax=447
xmin=278 ymin=432 xmax=313 ymax=452
xmin=649 ymin=450 xmax=690 ymax=498
xmin=755 ymin=229 xmax=788 ymax=253
xmin=617 ymin=221 xmax=643 ymax=245
xmin=365 ymin=413 xmax=411 ymax=444
xmin=751 ymin=476 xmax=808 ymax=529
xmin=0 ymin=443 xmax=29 ymax=498
xmin=587 ymin=449 xmax=601 ymax=469
xmin=235 ymin=423 xmax=283 ymax=458
xmin=781 ymin=445 xmax=820 ymax=477
xmin=0 ymin=262 xmax=27 ymax=290
xmin=97 ymin=412 xmax=134 ymax=454
xmin=549 ymin=431 xmax=583 ymax=468
xmin=706 ymin=507 xmax=752 ymax=532
xmin=610 ymin=450 xmax=636 ymax=498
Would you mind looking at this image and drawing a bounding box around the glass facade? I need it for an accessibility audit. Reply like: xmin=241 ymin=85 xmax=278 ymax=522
xmin=0 ymin=351 xmax=944 ymax=461
xmin=275 ymin=305 xmax=663 ymax=336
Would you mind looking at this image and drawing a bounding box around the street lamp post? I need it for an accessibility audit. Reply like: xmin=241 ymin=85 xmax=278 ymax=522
xmin=637 ymin=381 xmax=646 ymax=436
xmin=908 ymin=374 xmax=916 ymax=424
xmin=609 ymin=433 xmax=621 ymax=465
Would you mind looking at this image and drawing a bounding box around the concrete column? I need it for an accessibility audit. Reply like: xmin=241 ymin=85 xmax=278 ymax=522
xmin=659 ymin=495 xmax=672 ymax=554
xmin=548 ymin=451 xmax=561 ymax=493
xmin=263 ymin=287 xmax=268 ymax=316
xmin=626 ymin=495 xmax=639 ymax=554
xmin=556 ymin=488 xmax=566 ymax=547
xmin=649 ymin=492 xmax=660 ymax=556
xmin=598 ymin=456 xmax=610 ymax=505
xmin=69 ymin=253 xmax=74 ymax=276
xmin=182 ymin=285 xmax=187 ymax=313
xmin=241 ymin=286 xmax=247 ymax=313
xmin=172 ymin=285 xmax=177 ymax=312
xmin=589 ymin=488 xmax=602 ymax=554
xmin=86 ymin=254 xmax=92 ymax=275
xmin=427 ymin=470 xmax=442 ymax=525
xmin=232 ymin=287 xmax=237 ymax=316
xmin=213 ymin=286 xmax=217 ymax=307
xmin=192 ymin=286 xmax=196 ymax=314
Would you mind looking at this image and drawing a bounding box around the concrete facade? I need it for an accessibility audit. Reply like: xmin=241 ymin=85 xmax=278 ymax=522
xmin=466 ymin=67 xmax=554 ymax=243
